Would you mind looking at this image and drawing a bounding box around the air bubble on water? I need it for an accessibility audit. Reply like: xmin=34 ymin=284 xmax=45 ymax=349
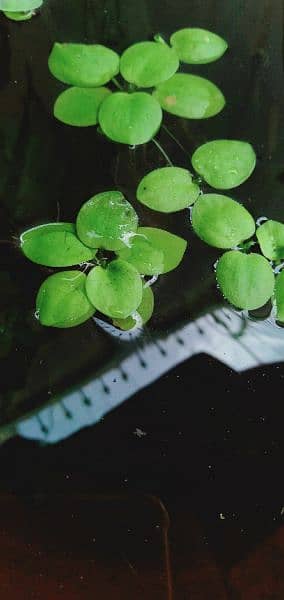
xmin=129 ymin=144 xmax=136 ymax=150
xmin=274 ymin=261 xmax=284 ymax=275
xmin=256 ymin=216 xmax=268 ymax=227
xmin=144 ymin=275 xmax=158 ymax=288
xmin=213 ymin=259 xmax=219 ymax=272
xmin=34 ymin=309 xmax=40 ymax=320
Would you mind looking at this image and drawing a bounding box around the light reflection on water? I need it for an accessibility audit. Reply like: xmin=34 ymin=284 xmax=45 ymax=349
xmin=11 ymin=307 xmax=284 ymax=444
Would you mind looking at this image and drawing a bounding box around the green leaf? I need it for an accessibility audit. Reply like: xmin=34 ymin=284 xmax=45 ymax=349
xmin=1 ymin=0 xmax=42 ymax=9
xmin=120 ymin=40 xmax=179 ymax=88
xmin=191 ymin=194 xmax=255 ymax=249
xmin=192 ymin=139 xmax=256 ymax=189
xmin=48 ymin=43 xmax=120 ymax=87
xmin=170 ymin=28 xmax=228 ymax=64
xmin=54 ymin=87 xmax=111 ymax=127
xmin=21 ymin=223 xmax=97 ymax=267
xmin=153 ymin=73 xmax=225 ymax=119
xmin=3 ymin=10 xmax=36 ymax=19
xmin=113 ymin=285 xmax=154 ymax=330
xmin=216 ymin=250 xmax=275 ymax=310
xmin=76 ymin=191 xmax=138 ymax=251
xmin=36 ymin=271 xmax=95 ymax=328
xmin=86 ymin=259 xmax=142 ymax=319
xmin=256 ymin=220 xmax=284 ymax=261
xmin=118 ymin=233 xmax=165 ymax=275
xmin=275 ymin=271 xmax=284 ymax=322
xmin=137 ymin=227 xmax=187 ymax=273
xmin=137 ymin=166 xmax=200 ymax=213
xmin=98 ymin=91 xmax=162 ymax=145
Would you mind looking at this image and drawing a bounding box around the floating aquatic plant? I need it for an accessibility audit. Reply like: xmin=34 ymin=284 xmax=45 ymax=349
xmin=120 ymin=40 xmax=179 ymax=87
xmin=36 ymin=271 xmax=95 ymax=328
xmin=191 ymin=194 xmax=255 ymax=249
xmin=48 ymin=43 xmax=120 ymax=87
xmin=216 ymin=251 xmax=275 ymax=310
xmin=76 ymin=191 xmax=138 ymax=251
xmin=21 ymin=223 xmax=97 ymax=267
xmin=21 ymin=190 xmax=187 ymax=329
xmin=170 ymin=28 xmax=228 ymax=64
xmin=275 ymin=271 xmax=284 ymax=323
xmin=256 ymin=220 xmax=284 ymax=261
xmin=54 ymin=87 xmax=111 ymax=127
xmin=49 ymin=28 xmax=227 ymax=145
xmin=191 ymin=140 xmax=256 ymax=189
xmin=1 ymin=0 xmax=42 ymax=19
xmin=98 ymin=92 xmax=163 ymax=145
xmin=153 ymin=73 xmax=225 ymax=119
xmin=18 ymin=23 xmax=283 ymax=328
xmin=137 ymin=166 xmax=200 ymax=213
xmin=86 ymin=259 xmax=143 ymax=319
xmin=113 ymin=286 xmax=154 ymax=331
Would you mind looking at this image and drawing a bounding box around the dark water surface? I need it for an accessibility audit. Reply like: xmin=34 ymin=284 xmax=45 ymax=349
xmin=0 ymin=1 xmax=284 ymax=596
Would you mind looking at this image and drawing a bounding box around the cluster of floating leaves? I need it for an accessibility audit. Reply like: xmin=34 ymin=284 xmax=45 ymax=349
xmin=48 ymin=28 xmax=228 ymax=144
xmin=0 ymin=0 xmax=42 ymax=20
xmin=187 ymin=140 xmax=283 ymax=321
xmin=7 ymin=19 xmax=283 ymax=326
xmin=136 ymin=139 xmax=284 ymax=322
xmin=21 ymin=191 xmax=187 ymax=329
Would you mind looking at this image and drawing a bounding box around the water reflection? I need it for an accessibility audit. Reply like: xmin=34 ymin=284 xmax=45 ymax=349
xmin=14 ymin=308 xmax=284 ymax=444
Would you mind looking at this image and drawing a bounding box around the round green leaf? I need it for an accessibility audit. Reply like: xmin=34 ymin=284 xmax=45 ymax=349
xmin=191 ymin=194 xmax=255 ymax=249
xmin=113 ymin=285 xmax=154 ymax=330
xmin=137 ymin=166 xmax=200 ymax=213
xmin=86 ymin=259 xmax=142 ymax=319
xmin=76 ymin=191 xmax=138 ymax=251
xmin=256 ymin=220 xmax=284 ymax=261
xmin=275 ymin=271 xmax=284 ymax=323
xmin=48 ymin=43 xmax=120 ymax=87
xmin=153 ymin=73 xmax=225 ymax=119
xmin=54 ymin=87 xmax=111 ymax=127
xmin=192 ymin=139 xmax=256 ymax=189
xmin=21 ymin=223 xmax=97 ymax=267
xmin=1 ymin=0 xmax=42 ymax=9
xmin=120 ymin=41 xmax=179 ymax=88
xmin=170 ymin=28 xmax=228 ymax=64
xmin=118 ymin=233 xmax=165 ymax=275
xmin=3 ymin=10 xmax=35 ymax=19
xmin=98 ymin=91 xmax=162 ymax=145
xmin=36 ymin=271 xmax=95 ymax=328
xmin=137 ymin=227 xmax=187 ymax=273
xmin=216 ymin=251 xmax=275 ymax=310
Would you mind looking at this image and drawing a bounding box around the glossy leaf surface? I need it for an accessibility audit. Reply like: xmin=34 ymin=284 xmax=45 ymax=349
xmin=86 ymin=259 xmax=142 ymax=319
xmin=153 ymin=73 xmax=225 ymax=119
xmin=48 ymin=43 xmax=120 ymax=87
xmin=137 ymin=227 xmax=187 ymax=273
xmin=21 ymin=223 xmax=97 ymax=267
xmin=120 ymin=41 xmax=179 ymax=87
xmin=76 ymin=191 xmax=138 ymax=251
xmin=113 ymin=285 xmax=154 ymax=330
xmin=256 ymin=220 xmax=284 ymax=260
xmin=191 ymin=194 xmax=255 ymax=248
xmin=98 ymin=92 xmax=162 ymax=145
xmin=54 ymin=87 xmax=111 ymax=127
xmin=170 ymin=28 xmax=228 ymax=64
xmin=36 ymin=271 xmax=95 ymax=328
xmin=216 ymin=251 xmax=275 ymax=310
xmin=137 ymin=166 xmax=200 ymax=212
xmin=192 ymin=139 xmax=256 ymax=189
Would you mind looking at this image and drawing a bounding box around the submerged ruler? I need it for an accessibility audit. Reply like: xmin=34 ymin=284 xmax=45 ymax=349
xmin=15 ymin=308 xmax=284 ymax=444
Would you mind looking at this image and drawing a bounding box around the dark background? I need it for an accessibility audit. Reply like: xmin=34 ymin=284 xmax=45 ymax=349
xmin=0 ymin=0 xmax=284 ymax=596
